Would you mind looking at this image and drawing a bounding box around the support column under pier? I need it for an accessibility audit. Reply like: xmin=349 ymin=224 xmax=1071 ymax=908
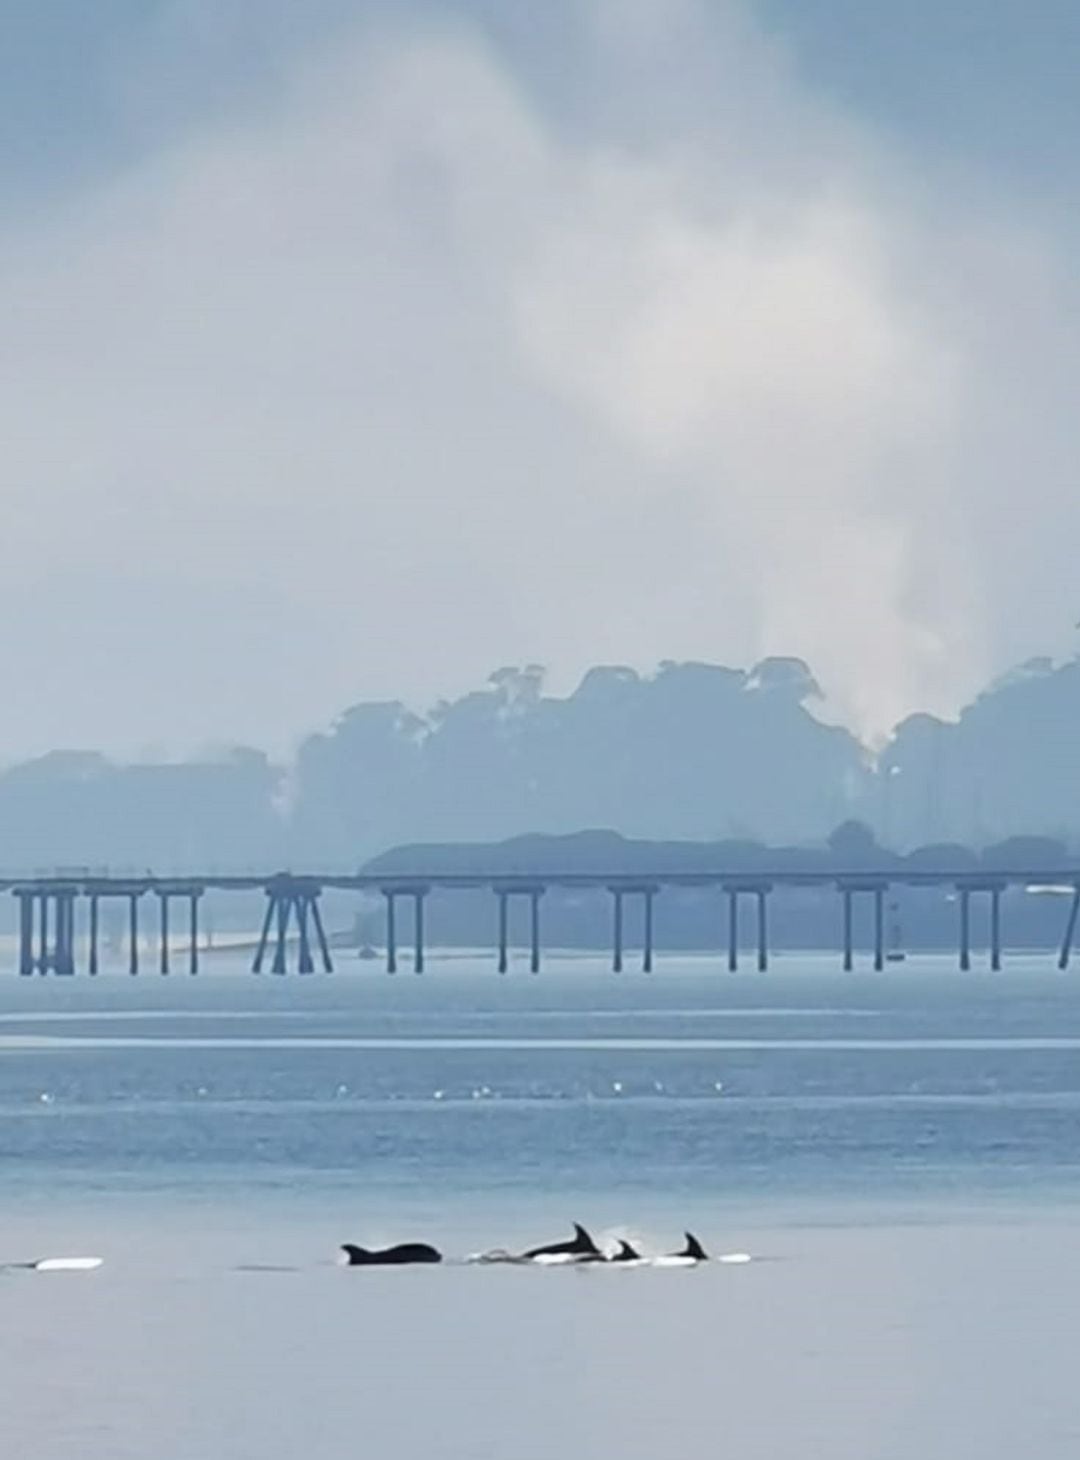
xmin=56 ymin=893 xmax=76 ymax=976
xmin=296 ymin=897 xmax=314 ymax=975
xmin=271 ymin=893 xmax=290 ymax=975
xmin=253 ymin=879 xmax=334 ymax=976
xmin=385 ymin=892 xmax=398 ymax=974
xmin=953 ymin=882 xmax=1008 ymax=972
xmin=159 ymin=894 xmax=171 ymax=976
xmin=529 ymin=889 xmax=542 ymax=975
xmin=724 ymin=887 xmax=769 ymax=972
xmin=837 ymin=882 xmax=893 ymax=972
xmin=492 ymin=885 xmax=545 ymax=974
xmin=643 ymin=889 xmax=655 ymax=974
xmin=188 ymin=893 xmax=200 ymax=976
xmin=310 ymin=897 xmax=333 ymax=973
xmin=1059 ymin=887 xmax=1080 ymax=971
xmin=129 ymin=894 xmax=140 ymax=976
xmin=88 ymin=895 xmax=99 ymax=976
xmin=252 ymin=894 xmax=276 ymax=975
xmin=757 ymin=889 xmax=768 ymax=972
xmin=38 ymin=894 xmax=49 ymax=976
xmin=413 ymin=891 xmax=425 ymax=974
xmin=17 ymin=892 xmax=33 ymax=976
xmin=15 ymin=887 xmax=79 ymax=976
xmin=609 ymin=884 xmax=658 ymax=974
xmin=498 ymin=891 xmax=509 ymax=975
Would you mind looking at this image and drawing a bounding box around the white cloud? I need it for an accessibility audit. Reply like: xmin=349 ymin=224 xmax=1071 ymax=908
xmin=0 ymin=0 xmax=1075 ymax=756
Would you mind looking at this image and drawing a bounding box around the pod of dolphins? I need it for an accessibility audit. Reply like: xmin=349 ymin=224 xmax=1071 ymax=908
xmin=341 ymin=1223 xmax=743 ymax=1267
xmin=7 ymin=1224 xmax=751 ymax=1275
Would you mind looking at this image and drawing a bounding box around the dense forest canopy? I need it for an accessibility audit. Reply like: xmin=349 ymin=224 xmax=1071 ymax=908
xmin=1 ymin=654 xmax=1078 ymax=872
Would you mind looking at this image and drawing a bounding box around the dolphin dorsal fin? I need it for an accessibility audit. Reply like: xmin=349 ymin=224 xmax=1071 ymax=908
xmin=682 ymin=1232 xmax=708 ymax=1261
xmin=573 ymin=1223 xmax=597 ymax=1251
xmin=617 ymin=1240 xmax=641 ymax=1261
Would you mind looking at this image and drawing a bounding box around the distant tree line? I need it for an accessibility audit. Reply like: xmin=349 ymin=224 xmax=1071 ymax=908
xmin=2 ymin=654 xmax=1079 ymax=873
xmin=364 ymin=824 xmax=1073 ymax=879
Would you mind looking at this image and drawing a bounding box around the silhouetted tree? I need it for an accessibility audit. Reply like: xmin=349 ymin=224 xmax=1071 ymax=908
xmin=3 ymin=650 xmax=1080 ymax=874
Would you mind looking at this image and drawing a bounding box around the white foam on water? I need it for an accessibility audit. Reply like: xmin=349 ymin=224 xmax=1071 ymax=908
xmin=5 ymin=1034 xmax=1080 ymax=1051
xmin=31 ymin=1257 xmax=104 ymax=1272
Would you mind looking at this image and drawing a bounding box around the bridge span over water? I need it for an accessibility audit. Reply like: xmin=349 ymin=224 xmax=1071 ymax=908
xmin=5 ymin=866 xmax=1080 ymax=978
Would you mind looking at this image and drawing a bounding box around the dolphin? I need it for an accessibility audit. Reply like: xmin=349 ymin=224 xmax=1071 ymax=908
xmin=522 ymin=1223 xmax=603 ymax=1264
xmin=679 ymin=1232 xmax=708 ymax=1262
xmin=607 ymin=1239 xmax=645 ymax=1265
xmin=3 ymin=1257 xmax=104 ymax=1273
xmin=653 ymin=1232 xmax=709 ymax=1267
xmin=340 ymin=1242 xmax=442 ymax=1266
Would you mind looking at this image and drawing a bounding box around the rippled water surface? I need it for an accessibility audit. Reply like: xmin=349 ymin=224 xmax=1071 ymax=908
xmin=2 ymin=954 xmax=1079 ymax=1457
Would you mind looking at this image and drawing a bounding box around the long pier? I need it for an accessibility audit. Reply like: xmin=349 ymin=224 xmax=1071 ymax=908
xmin=4 ymin=867 xmax=1080 ymax=976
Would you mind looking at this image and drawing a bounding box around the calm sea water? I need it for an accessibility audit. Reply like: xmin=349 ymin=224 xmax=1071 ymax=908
xmin=2 ymin=953 xmax=1079 ymax=1458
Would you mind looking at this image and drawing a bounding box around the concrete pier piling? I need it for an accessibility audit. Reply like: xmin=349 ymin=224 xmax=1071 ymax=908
xmin=2 ymin=863 xmax=1074 ymax=977
xmin=497 ymin=890 xmax=509 ymax=974
xmin=129 ymin=893 xmax=140 ymax=976
xmin=412 ymin=890 xmax=426 ymax=973
xmin=252 ymin=876 xmax=334 ymax=976
xmin=723 ymin=884 xmax=771 ymax=971
xmin=159 ymin=893 xmax=171 ymax=975
xmin=88 ymin=895 xmax=99 ymax=976
xmin=643 ymin=887 xmax=656 ymax=973
xmin=956 ymin=881 xmax=1007 ymax=971
xmin=16 ymin=886 xmax=78 ymax=975
xmin=611 ymin=888 xmax=624 ymax=973
xmin=17 ymin=891 xmax=33 ymax=976
xmin=608 ymin=885 xmax=659 ymax=972
xmin=493 ymin=883 xmax=545 ymax=974
xmin=836 ymin=881 xmax=889 ymax=971
xmin=757 ymin=888 xmax=769 ymax=972
xmin=384 ymin=890 xmax=398 ymax=973
xmin=1059 ymin=886 xmax=1080 ymax=970
xmin=188 ymin=892 xmax=201 ymax=975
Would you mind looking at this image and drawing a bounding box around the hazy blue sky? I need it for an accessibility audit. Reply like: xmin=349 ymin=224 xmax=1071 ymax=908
xmin=2 ymin=0 xmax=1078 ymax=758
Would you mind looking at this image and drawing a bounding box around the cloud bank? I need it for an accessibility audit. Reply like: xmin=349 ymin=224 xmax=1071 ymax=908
xmin=0 ymin=0 xmax=1076 ymax=757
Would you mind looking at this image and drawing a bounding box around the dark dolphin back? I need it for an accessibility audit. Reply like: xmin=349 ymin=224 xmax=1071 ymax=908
xmin=611 ymin=1239 xmax=641 ymax=1262
xmin=341 ymin=1242 xmax=442 ymax=1266
xmin=390 ymin=1243 xmax=442 ymax=1265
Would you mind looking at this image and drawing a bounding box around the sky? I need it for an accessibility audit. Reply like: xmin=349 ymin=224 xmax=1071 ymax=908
xmin=1 ymin=0 xmax=1078 ymax=760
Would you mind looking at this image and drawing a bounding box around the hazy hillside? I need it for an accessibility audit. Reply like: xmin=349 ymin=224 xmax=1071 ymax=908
xmin=2 ymin=654 xmax=1078 ymax=872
